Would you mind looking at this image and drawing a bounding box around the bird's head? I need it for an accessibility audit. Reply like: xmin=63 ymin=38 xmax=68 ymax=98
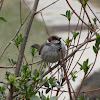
xmin=47 ymin=35 xmax=61 ymax=44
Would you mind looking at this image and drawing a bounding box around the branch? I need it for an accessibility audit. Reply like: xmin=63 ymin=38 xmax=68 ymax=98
xmin=15 ymin=0 xmax=39 ymax=77
xmin=0 ymin=66 xmax=16 ymax=69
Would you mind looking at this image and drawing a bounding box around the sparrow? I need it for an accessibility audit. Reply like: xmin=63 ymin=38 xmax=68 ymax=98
xmin=31 ymin=35 xmax=66 ymax=63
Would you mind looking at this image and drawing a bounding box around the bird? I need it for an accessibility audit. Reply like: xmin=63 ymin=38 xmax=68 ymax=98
xmin=31 ymin=35 xmax=66 ymax=63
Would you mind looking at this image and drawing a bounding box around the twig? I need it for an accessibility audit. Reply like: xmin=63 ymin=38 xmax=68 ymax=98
xmin=0 ymin=0 xmax=4 ymax=10
xmin=87 ymin=3 xmax=100 ymax=23
xmin=0 ymin=60 xmax=42 ymax=69
xmin=85 ymin=53 xmax=98 ymax=78
xmin=0 ymin=66 xmax=16 ymax=69
xmin=61 ymin=50 xmax=73 ymax=100
xmin=20 ymin=0 xmax=22 ymax=25
xmin=23 ymin=0 xmax=31 ymax=10
xmin=82 ymin=87 xmax=100 ymax=93
xmin=40 ymin=12 xmax=50 ymax=36
xmin=76 ymin=74 xmax=86 ymax=97
xmin=35 ymin=0 xmax=60 ymax=14
xmin=79 ymin=0 xmax=93 ymax=27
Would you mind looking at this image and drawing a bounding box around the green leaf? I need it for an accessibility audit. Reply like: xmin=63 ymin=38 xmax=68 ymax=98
xmin=93 ymin=46 xmax=98 ymax=54
xmin=44 ymin=82 xmax=49 ymax=87
xmin=13 ymin=34 xmax=23 ymax=47
xmin=30 ymin=95 xmax=40 ymax=100
xmin=78 ymin=0 xmax=88 ymax=6
xmin=26 ymin=80 xmax=33 ymax=86
xmin=49 ymin=77 xmax=55 ymax=84
xmin=13 ymin=81 xmax=19 ymax=87
xmin=78 ymin=62 xmax=83 ymax=68
xmin=46 ymin=88 xmax=51 ymax=94
xmin=60 ymin=14 xmax=66 ymax=17
xmin=50 ymin=96 xmax=57 ymax=100
xmin=92 ymin=18 xmax=97 ymax=25
xmin=5 ymin=71 xmax=11 ymax=80
xmin=61 ymin=10 xmax=73 ymax=21
xmin=71 ymin=30 xmax=79 ymax=39
xmin=83 ymin=59 xmax=88 ymax=67
xmin=78 ymin=59 xmax=90 ymax=73
xmin=65 ymin=38 xmax=72 ymax=47
xmin=21 ymin=64 xmax=28 ymax=72
xmin=0 ymin=17 xmax=7 ymax=22
xmin=33 ymin=69 xmax=39 ymax=78
xmin=0 ymin=86 xmax=5 ymax=92
xmin=15 ymin=77 xmax=21 ymax=80
xmin=31 ymin=48 xmax=35 ymax=56
xmin=70 ymin=71 xmax=77 ymax=81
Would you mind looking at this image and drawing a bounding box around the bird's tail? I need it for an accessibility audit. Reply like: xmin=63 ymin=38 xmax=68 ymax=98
xmin=31 ymin=44 xmax=41 ymax=50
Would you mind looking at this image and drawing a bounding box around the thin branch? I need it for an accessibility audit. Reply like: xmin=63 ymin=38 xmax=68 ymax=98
xmin=20 ymin=0 xmax=22 ymax=25
xmin=35 ymin=0 xmax=60 ymax=14
xmin=76 ymin=74 xmax=86 ymax=97
xmin=0 ymin=0 xmax=4 ymax=10
xmin=0 ymin=66 xmax=16 ymax=69
xmin=87 ymin=3 xmax=100 ymax=23
xmin=40 ymin=12 xmax=50 ymax=36
xmin=82 ymin=87 xmax=100 ymax=93
xmin=79 ymin=0 xmax=93 ymax=27
xmin=85 ymin=53 xmax=98 ymax=78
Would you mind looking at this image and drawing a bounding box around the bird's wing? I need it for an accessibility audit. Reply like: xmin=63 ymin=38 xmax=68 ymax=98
xmin=39 ymin=44 xmax=44 ymax=55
